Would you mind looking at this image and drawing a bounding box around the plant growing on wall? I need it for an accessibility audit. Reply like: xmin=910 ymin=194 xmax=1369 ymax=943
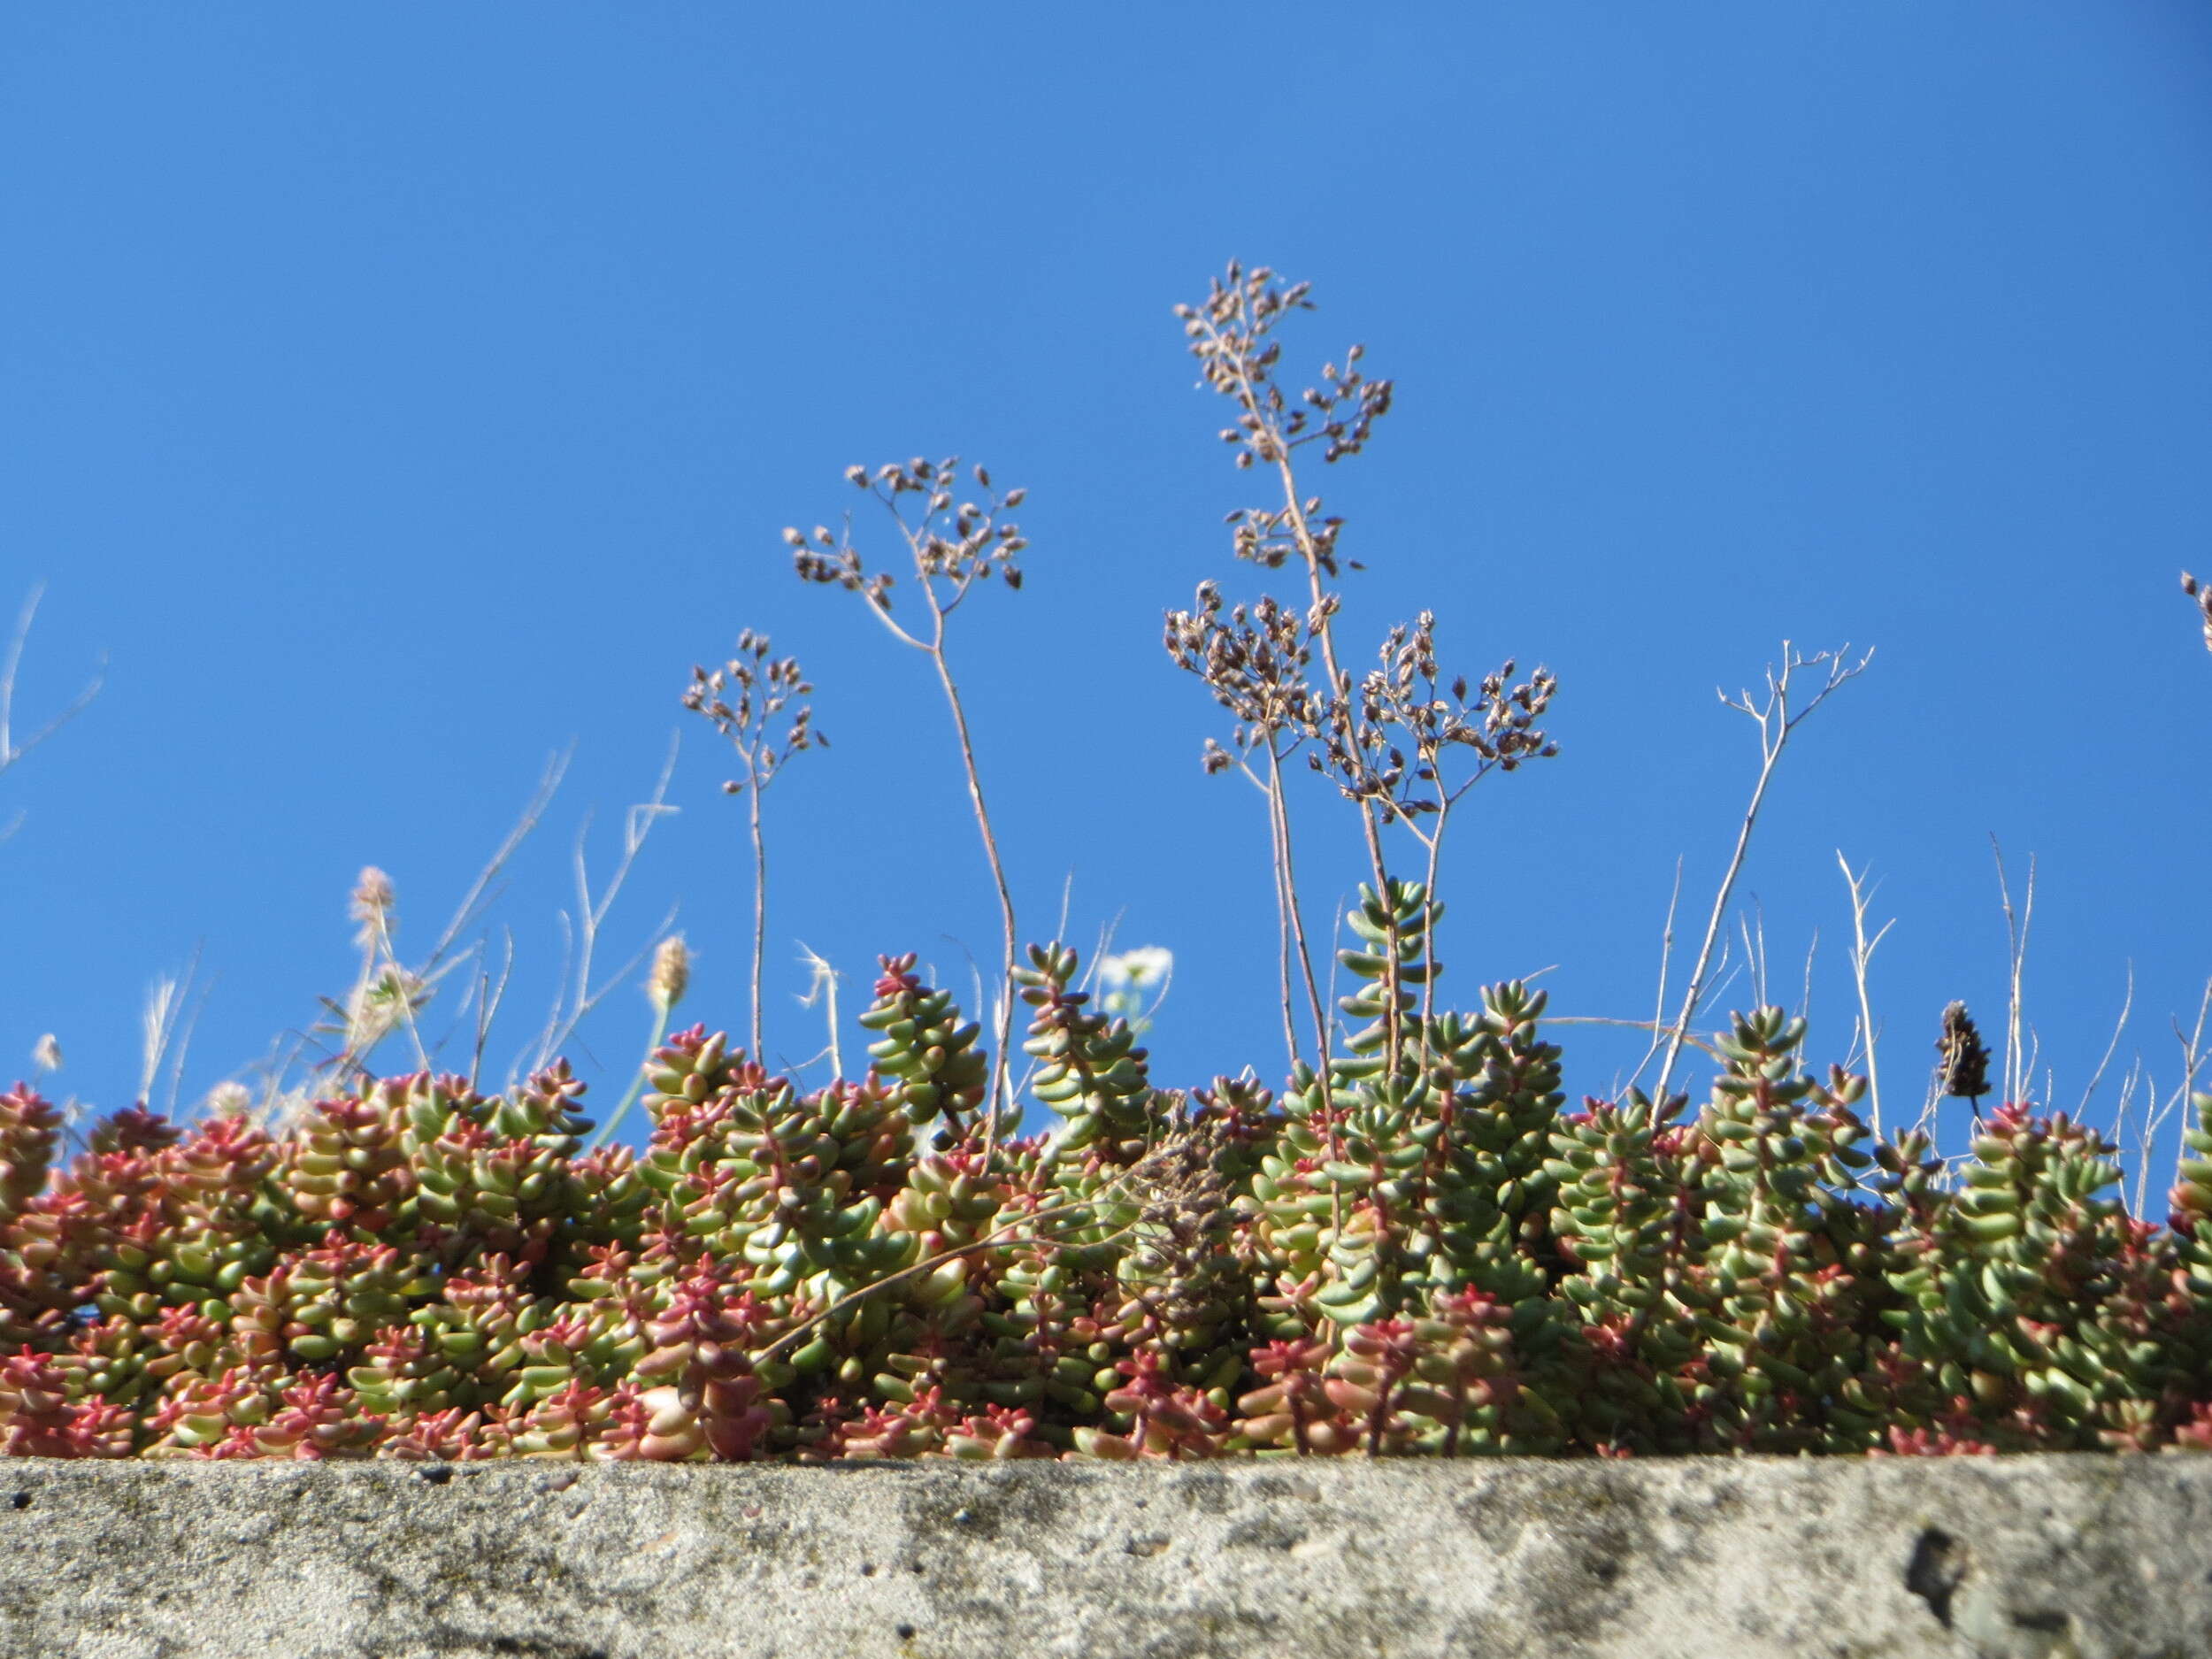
xmin=2 ymin=266 xmax=2208 ymax=1468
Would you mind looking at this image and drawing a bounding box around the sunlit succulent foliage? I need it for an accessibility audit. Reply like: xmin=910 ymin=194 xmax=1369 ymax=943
xmin=7 ymin=925 xmax=2212 ymax=1463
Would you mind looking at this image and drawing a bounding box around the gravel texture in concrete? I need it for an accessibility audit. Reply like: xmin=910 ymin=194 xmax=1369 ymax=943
xmin=0 ymin=1455 xmax=2205 ymax=1657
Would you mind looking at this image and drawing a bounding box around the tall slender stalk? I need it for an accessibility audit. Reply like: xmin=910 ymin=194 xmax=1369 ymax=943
xmin=1653 ymin=641 xmax=1871 ymax=1102
xmin=589 ymin=934 xmax=688 ymax=1153
xmin=686 ymin=633 xmax=821 ymax=1060
xmin=1265 ymin=741 xmax=1332 ymax=1072
xmin=1177 ymin=273 xmax=1393 ymax=967
xmin=1835 ymin=851 xmax=1895 ymax=1135
xmin=1990 ymin=837 xmax=2036 ymax=1108
xmin=926 ymin=629 xmax=1018 ymax=1134
xmin=1190 ymin=687 xmax=1330 ymax=1076
xmin=794 ymin=458 xmax=1027 ymax=1152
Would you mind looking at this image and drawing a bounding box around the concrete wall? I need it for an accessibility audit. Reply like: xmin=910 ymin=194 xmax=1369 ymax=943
xmin=1 ymin=1455 xmax=2205 ymax=1658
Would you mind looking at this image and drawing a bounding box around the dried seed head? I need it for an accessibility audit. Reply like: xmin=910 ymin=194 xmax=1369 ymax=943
xmin=202 ymin=1080 xmax=252 ymax=1117
xmin=649 ymin=935 xmax=691 ymax=1015
xmin=30 ymin=1033 xmax=60 ymax=1073
xmin=351 ymin=866 xmax=394 ymax=914
xmin=349 ymin=867 xmax=396 ymax=949
xmin=1934 ymin=1001 xmax=1992 ymax=1102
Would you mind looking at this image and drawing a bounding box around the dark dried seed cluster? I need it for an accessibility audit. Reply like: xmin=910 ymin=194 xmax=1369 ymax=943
xmin=1934 ymin=1002 xmax=1993 ymax=1105
xmin=683 ymin=630 xmax=823 ymax=796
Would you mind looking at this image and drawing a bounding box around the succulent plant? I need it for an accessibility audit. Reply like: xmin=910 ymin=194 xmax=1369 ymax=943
xmin=6 ymin=924 xmax=2212 ymax=1465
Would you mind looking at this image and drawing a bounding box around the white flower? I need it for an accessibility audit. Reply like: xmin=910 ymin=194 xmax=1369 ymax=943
xmin=1098 ymin=947 xmax=1172 ymax=990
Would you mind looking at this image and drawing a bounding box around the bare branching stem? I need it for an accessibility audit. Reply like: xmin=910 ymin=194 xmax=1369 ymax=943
xmin=1990 ymin=836 xmax=2035 ymax=1107
xmin=1655 ymin=642 xmax=1871 ymax=1101
xmin=528 ymin=741 xmax=681 ymax=1078
xmin=1835 ymin=851 xmax=1895 ymax=1135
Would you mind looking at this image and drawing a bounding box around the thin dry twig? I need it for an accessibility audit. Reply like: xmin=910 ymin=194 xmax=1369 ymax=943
xmin=588 ymin=936 xmax=689 ymax=1153
xmin=1835 ymin=852 xmax=1896 ymax=1135
xmin=794 ymin=941 xmax=845 ymax=1083
xmin=0 ymin=583 xmax=105 ymax=795
xmin=1654 ymin=641 xmax=1873 ymax=1100
xmin=1990 ymin=838 xmax=2035 ymax=1107
xmin=1171 ymin=595 xmax=1329 ymax=1073
xmin=2116 ymin=1057 xmax=2150 ymax=1214
xmin=2154 ymin=979 xmax=2212 ymax=1212
xmin=1738 ymin=902 xmax=1770 ymax=1015
xmin=1624 ymin=859 xmax=1687 ymax=1091
xmin=422 ymin=749 xmax=570 ymax=983
xmin=472 ymin=930 xmax=517 ymax=1091
xmin=526 ymin=738 xmax=681 ymax=1077
xmin=2076 ymin=964 xmax=2134 ymax=1119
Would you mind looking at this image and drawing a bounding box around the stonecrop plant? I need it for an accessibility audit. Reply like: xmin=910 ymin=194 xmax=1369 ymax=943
xmin=4 ymin=265 xmax=2212 ymax=1465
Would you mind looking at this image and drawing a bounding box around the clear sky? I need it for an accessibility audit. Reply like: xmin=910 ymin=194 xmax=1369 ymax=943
xmin=4 ymin=7 xmax=2208 ymax=1190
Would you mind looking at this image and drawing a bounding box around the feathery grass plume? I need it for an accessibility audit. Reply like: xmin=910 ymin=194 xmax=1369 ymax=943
xmin=2185 ymin=572 xmax=2212 ymax=654
xmin=649 ymin=932 xmax=690 ymax=1015
xmin=792 ymin=457 xmax=1027 ymax=1152
xmin=684 ymin=632 xmax=822 ymax=1059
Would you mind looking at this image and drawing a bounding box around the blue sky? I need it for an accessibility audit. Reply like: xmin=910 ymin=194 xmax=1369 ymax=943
xmin=4 ymin=6 xmax=2208 ymax=1186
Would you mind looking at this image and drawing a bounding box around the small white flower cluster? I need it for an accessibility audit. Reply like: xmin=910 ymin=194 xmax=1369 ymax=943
xmin=1098 ymin=946 xmax=1172 ymax=991
xmin=1098 ymin=947 xmax=1172 ymax=1034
